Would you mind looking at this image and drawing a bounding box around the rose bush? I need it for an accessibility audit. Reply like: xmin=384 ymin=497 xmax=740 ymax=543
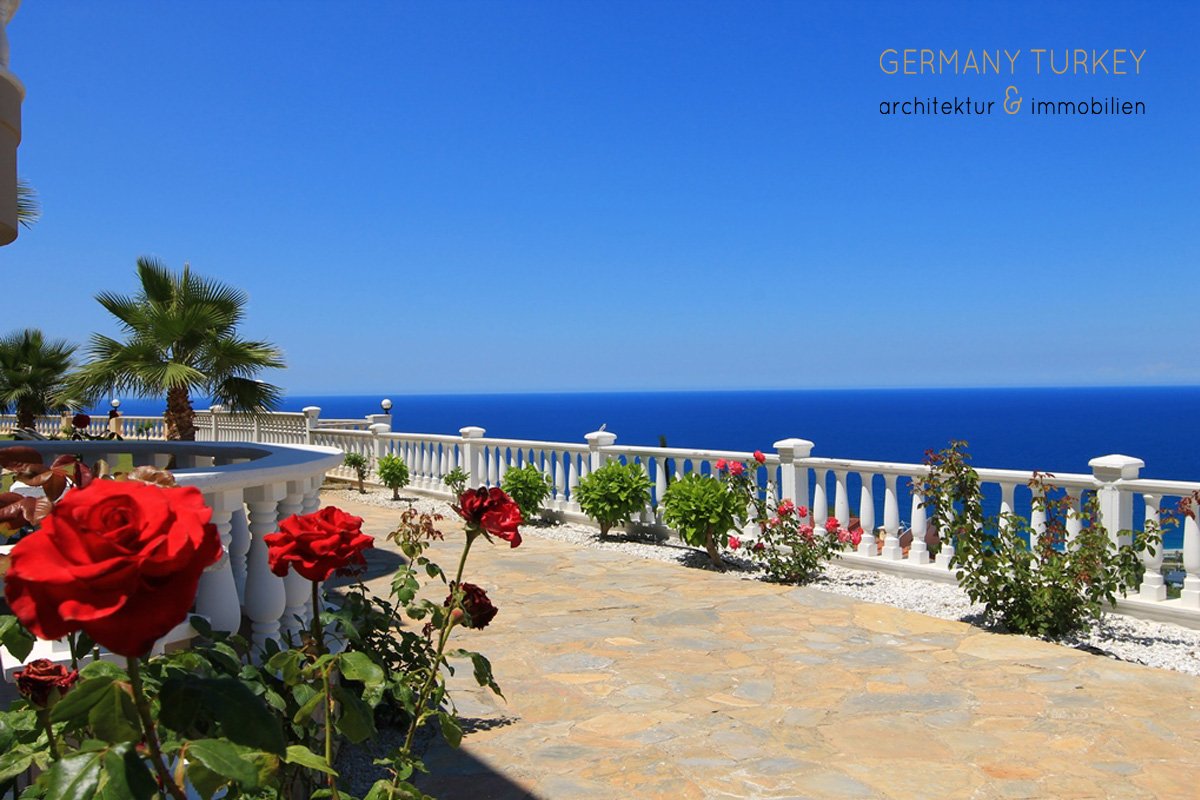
xmin=4 ymin=479 xmax=222 ymax=658
xmin=446 ymin=582 xmax=498 ymax=629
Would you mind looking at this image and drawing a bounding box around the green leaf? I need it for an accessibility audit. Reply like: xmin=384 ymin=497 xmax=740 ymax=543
xmin=293 ymin=685 xmax=326 ymax=726
xmin=331 ymin=683 xmax=376 ymax=744
xmin=97 ymin=744 xmax=157 ymax=800
xmin=0 ymin=747 xmax=35 ymax=785
xmin=438 ymin=712 xmax=463 ymax=748
xmin=87 ymin=683 xmax=141 ymax=743
xmin=339 ymin=650 xmax=385 ymax=686
xmin=186 ymin=739 xmax=260 ymax=789
xmin=0 ymin=615 xmax=35 ymax=662
xmin=50 ymin=676 xmax=116 ymax=724
xmin=78 ymin=661 xmax=126 ymax=680
xmin=283 ymin=744 xmax=338 ymax=776
xmin=45 ymin=750 xmax=103 ymax=800
xmin=185 ymin=761 xmax=226 ymax=800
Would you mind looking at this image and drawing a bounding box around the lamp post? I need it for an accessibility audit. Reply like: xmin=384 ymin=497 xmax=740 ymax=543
xmin=380 ymin=398 xmax=392 ymax=415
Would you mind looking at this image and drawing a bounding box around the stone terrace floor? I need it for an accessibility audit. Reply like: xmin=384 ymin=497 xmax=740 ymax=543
xmin=345 ymin=495 xmax=1200 ymax=799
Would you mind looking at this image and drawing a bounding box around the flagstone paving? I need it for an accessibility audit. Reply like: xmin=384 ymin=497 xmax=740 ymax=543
xmin=343 ymin=496 xmax=1200 ymax=799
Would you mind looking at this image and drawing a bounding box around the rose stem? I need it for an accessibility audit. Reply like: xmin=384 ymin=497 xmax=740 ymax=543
xmin=397 ymin=533 xmax=475 ymax=760
xmin=310 ymin=579 xmax=325 ymax=655
xmin=127 ymin=657 xmax=188 ymax=800
xmin=38 ymin=708 xmax=59 ymax=760
xmin=322 ymin=662 xmax=339 ymax=798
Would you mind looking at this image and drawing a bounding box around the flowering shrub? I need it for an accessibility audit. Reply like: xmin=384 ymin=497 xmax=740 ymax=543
xmin=720 ymin=453 xmax=851 ymax=583
xmin=574 ymin=460 xmax=652 ymax=536
xmin=917 ymin=441 xmax=1157 ymax=637
xmin=0 ymin=474 xmax=522 ymax=799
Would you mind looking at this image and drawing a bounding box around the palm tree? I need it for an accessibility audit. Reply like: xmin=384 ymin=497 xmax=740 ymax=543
xmin=0 ymin=329 xmax=77 ymax=429
xmin=16 ymin=179 xmax=40 ymax=229
xmin=71 ymin=257 xmax=286 ymax=440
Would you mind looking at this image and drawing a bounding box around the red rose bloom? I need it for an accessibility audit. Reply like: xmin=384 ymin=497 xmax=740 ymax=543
xmin=446 ymin=582 xmax=498 ymax=629
xmin=265 ymin=506 xmax=373 ymax=582
xmin=753 ymin=450 xmax=766 ymax=464
xmin=728 ymin=536 xmax=741 ymax=550
xmin=4 ymin=481 xmax=222 ymax=658
xmin=456 ymin=487 xmax=522 ymax=547
xmin=71 ymin=413 xmax=91 ymax=429
xmin=15 ymin=659 xmax=78 ymax=707
xmin=729 ymin=462 xmax=745 ymax=477
xmin=714 ymin=459 xmax=727 ymax=471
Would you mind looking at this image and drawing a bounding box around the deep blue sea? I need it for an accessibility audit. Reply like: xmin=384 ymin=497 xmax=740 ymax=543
xmin=107 ymin=387 xmax=1200 ymax=548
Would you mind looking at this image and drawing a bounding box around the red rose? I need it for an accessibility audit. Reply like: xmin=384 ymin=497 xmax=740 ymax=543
xmin=729 ymin=462 xmax=745 ymax=477
xmin=753 ymin=450 xmax=766 ymax=464
xmin=4 ymin=481 xmax=222 ymax=658
xmin=456 ymin=487 xmax=522 ymax=547
xmin=714 ymin=459 xmax=727 ymax=471
xmin=15 ymin=658 xmax=78 ymax=707
xmin=71 ymin=413 xmax=91 ymax=429
xmin=728 ymin=536 xmax=741 ymax=550
xmin=446 ymin=582 xmax=498 ymax=629
xmin=265 ymin=506 xmax=373 ymax=582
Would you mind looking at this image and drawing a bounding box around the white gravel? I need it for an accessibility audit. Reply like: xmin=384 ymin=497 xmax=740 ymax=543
xmin=327 ymin=487 xmax=1200 ymax=677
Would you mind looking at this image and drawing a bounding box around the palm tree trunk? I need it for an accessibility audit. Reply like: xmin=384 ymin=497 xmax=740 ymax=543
xmin=16 ymin=404 xmax=35 ymax=431
xmin=164 ymin=387 xmax=197 ymax=441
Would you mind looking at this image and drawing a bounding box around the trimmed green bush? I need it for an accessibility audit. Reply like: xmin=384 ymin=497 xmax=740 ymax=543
xmin=443 ymin=466 xmax=468 ymax=498
xmin=500 ymin=463 xmax=553 ymax=521
xmin=662 ymin=473 xmax=744 ymax=568
xmin=575 ymin=461 xmax=652 ymax=536
xmin=377 ymin=454 xmax=411 ymax=500
xmin=343 ymin=451 xmax=369 ymax=493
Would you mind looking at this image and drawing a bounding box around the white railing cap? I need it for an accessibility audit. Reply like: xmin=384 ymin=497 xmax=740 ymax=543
xmin=585 ymin=431 xmax=617 ymax=446
xmin=1088 ymin=454 xmax=1145 ymax=480
xmin=459 ymin=426 xmax=486 ymax=438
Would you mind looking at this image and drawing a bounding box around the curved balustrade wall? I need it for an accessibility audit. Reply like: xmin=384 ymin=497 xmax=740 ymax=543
xmin=0 ymin=440 xmax=343 ymax=670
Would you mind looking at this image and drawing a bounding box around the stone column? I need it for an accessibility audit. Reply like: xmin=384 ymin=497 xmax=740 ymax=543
xmin=195 ymin=489 xmax=244 ymax=634
xmin=459 ymin=426 xmax=486 ymax=487
xmin=773 ymin=438 xmax=813 ymax=510
xmin=243 ymin=482 xmax=288 ymax=658
xmin=276 ymin=481 xmax=307 ymax=640
xmin=585 ymin=429 xmax=617 ymax=473
xmin=1088 ymin=454 xmax=1143 ymax=548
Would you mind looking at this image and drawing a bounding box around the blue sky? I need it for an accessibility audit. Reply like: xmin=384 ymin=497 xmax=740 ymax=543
xmin=3 ymin=1 xmax=1196 ymax=394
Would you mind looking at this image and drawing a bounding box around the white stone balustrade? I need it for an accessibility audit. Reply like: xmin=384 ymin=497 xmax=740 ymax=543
xmin=0 ymin=439 xmax=342 ymax=676
xmin=6 ymin=407 xmax=1200 ymax=630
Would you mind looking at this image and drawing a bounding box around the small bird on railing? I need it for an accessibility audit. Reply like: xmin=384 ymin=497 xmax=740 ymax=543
xmin=598 ymin=423 xmax=606 ymax=432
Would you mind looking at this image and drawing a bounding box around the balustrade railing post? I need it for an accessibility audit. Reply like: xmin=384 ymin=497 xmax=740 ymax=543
xmin=1139 ymin=494 xmax=1167 ymax=601
xmin=585 ymin=429 xmax=617 ymax=472
xmin=880 ymin=474 xmax=902 ymax=560
xmin=773 ymin=438 xmax=813 ymax=510
xmin=195 ymin=490 xmax=244 ymax=634
xmin=909 ymin=488 xmax=929 ymax=564
xmin=276 ymin=481 xmax=308 ymax=639
xmin=369 ymin=423 xmax=390 ymax=476
xmin=857 ymin=475 xmax=876 ymax=556
xmin=366 ymin=413 xmax=391 ymax=431
xmin=243 ymin=483 xmax=288 ymax=659
xmin=303 ymin=406 xmax=321 ymax=445
xmin=459 ymin=426 xmax=486 ymax=487
xmin=1088 ymin=454 xmax=1144 ymax=549
xmin=209 ymin=405 xmax=222 ymax=441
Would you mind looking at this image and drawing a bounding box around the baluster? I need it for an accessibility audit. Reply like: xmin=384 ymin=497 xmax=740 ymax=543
xmin=881 ymin=474 xmax=902 ymax=560
xmin=857 ymin=474 xmax=876 ymax=555
xmin=654 ymin=457 xmax=667 ymax=520
xmin=1066 ymin=488 xmax=1083 ymax=547
xmin=568 ymin=453 xmax=581 ymax=510
xmin=195 ymin=490 xmax=244 ymax=633
xmin=998 ymin=482 xmax=1016 ymax=534
xmin=488 ymin=447 xmax=498 ymax=486
xmin=909 ymin=487 xmax=929 ymax=564
xmin=1029 ymin=483 xmax=1046 ymax=551
xmin=276 ymin=482 xmax=308 ymax=640
xmin=554 ymin=451 xmax=566 ymax=509
xmin=243 ymin=483 xmax=288 ymax=658
xmin=813 ymin=470 xmax=829 ymax=535
xmin=1182 ymin=506 xmax=1200 ymax=608
xmin=640 ymin=459 xmax=654 ymax=523
xmin=1139 ymin=495 xmax=1166 ymax=601
xmin=228 ymin=505 xmax=251 ymax=602
xmin=834 ymin=471 xmax=849 ymax=534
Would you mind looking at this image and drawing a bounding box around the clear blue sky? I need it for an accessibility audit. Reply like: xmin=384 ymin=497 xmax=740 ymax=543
xmin=3 ymin=1 xmax=1196 ymax=394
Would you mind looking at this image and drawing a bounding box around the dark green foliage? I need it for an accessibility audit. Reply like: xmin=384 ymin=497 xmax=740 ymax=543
xmin=376 ymin=455 xmax=410 ymax=500
xmin=500 ymin=463 xmax=553 ymax=521
xmin=574 ymin=460 xmax=652 ymax=536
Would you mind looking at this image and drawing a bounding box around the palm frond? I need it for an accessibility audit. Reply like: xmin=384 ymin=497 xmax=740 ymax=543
xmin=212 ymin=376 xmax=284 ymax=413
